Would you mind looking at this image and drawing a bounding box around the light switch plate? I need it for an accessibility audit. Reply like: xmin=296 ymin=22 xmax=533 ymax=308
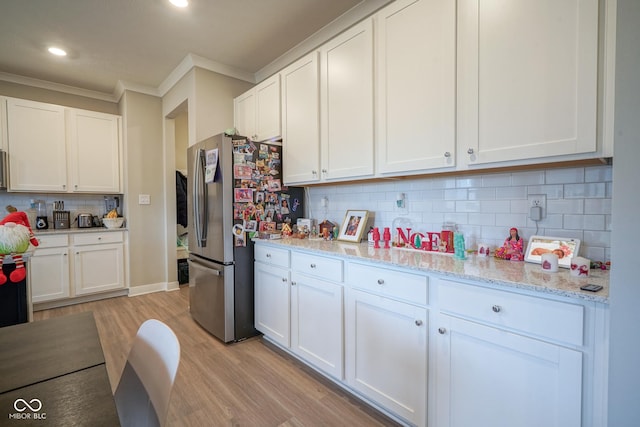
xmin=139 ymin=194 xmax=151 ymax=205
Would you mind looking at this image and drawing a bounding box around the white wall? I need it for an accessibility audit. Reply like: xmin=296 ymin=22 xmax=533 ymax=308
xmin=308 ymin=165 xmax=612 ymax=261
xmin=608 ymin=0 xmax=640 ymax=424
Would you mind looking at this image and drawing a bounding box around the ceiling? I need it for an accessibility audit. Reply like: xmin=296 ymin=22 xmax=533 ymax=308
xmin=0 ymin=0 xmax=382 ymax=98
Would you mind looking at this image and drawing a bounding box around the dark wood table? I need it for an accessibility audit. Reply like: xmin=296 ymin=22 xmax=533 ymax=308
xmin=0 ymin=311 xmax=120 ymax=425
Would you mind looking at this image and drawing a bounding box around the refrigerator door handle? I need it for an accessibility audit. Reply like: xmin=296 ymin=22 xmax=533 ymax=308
xmin=188 ymin=256 xmax=224 ymax=276
xmin=193 ymin=148 xmax=209 ymax=247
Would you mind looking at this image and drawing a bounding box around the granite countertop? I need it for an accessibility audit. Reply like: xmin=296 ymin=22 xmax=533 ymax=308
xmin=255 ymin=238 xmax=610 ymax=304
xmin=33 ymin=227 xmax=127 ymax=235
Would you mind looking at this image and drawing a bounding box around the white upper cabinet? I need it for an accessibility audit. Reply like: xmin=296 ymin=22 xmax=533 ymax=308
xmin=320 ymin=18 xmax=374 ymax=181
xmin=68 ymin=109 xmax=121 ymax=193
xmin=376 ymin=0 xmax=456 ymax=175
xmin=281 ymin=52 xmax=321 ymax=184
xmin=457 ymin=0 xmax=599 ymax=167
xmin=6 ymin=97 xmax=122 ymax=193
xmin=234 ymin=74 xmax=281 ymax=142
xmin=6 ymin=98 xmax=68 ymax=192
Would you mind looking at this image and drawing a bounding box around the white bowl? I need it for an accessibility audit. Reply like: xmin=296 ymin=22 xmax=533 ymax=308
xmin=103 ymin=217 xmax=124 ymax=229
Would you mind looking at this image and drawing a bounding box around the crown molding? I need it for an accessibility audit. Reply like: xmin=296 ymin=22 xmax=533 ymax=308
xmin=254 ymin=0 xmax=393 ymax=82
xmin=0 ymin=71 xmax=118 ymax=102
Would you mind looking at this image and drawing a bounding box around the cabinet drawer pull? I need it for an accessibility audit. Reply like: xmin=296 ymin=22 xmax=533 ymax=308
xmin=310 ymin=263 xmax=316 ymax=268
xmin=492 ymin=305 xmax=501 ymax=313
xmin=438 ymin=327 xmax=446 ymax=334
xmin=377 ymin=279 xmax=384 ymax=285
xmin=415 ymin=320 xmax=423 ymax=326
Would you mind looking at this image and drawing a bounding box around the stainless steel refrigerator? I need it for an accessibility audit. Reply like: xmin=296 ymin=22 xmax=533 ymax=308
xmin=187 ymin=133 xmax=304 ymax=342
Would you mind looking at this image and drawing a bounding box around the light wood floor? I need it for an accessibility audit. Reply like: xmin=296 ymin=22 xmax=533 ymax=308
xmin=34 ymin=286 xmax=400 ymax=426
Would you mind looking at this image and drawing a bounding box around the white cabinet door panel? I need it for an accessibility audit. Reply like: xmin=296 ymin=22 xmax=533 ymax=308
xmin=376 ymin=0 xmax=456 ymax=174
xmin=254 ymin=262 xmax=290 ymax=347
xmin=458 ymin=0 xmax=599 ymax=165
xmin=73 ymin=243 xmax=124 ymax=295
xmin=320 ymin=19 xmax=374 ymax=181
xmin=30 ymin=247 xmax=70 ymax=302
xmin=282 ymin=52 xmax=321 ymax=184
xmin=436 ymin=314 xmax=582 ymax=427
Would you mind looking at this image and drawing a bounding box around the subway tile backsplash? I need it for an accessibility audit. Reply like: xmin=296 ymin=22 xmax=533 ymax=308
xmin=307 ymin=165 xmax=612 ymax=262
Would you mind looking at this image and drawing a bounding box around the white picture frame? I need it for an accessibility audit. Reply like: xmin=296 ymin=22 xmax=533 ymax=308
xmin=524 ymin=236 xmax=581 ymax=269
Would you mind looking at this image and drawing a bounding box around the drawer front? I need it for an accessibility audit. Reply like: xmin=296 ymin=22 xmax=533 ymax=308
xmin=438 ymin=279 xmax=584 ymax=346
xmin=72 ymin=231 xmax=124 ymax=246
xmin=291 ymin=252 xmax=343 ymax=283
xmin=347 ymin=262 xmax=428 ymax=305
xmin=255 ymin=244 xmax=290 ymax=268
xmin=33 ymin=234 xmax=68 ymax=248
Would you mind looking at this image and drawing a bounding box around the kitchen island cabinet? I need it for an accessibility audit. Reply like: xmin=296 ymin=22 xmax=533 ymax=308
xmin=254 ymin=239 xmax=609 ymax=427
xmin=4 ymin=97 xmax=122 ymax=193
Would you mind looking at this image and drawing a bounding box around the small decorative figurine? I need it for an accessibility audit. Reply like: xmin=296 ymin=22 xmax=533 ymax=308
xmin=494 ymin=227 xmax=524 ymax=261
xmin=383 ymin=227 xmax=391 ymax=249
xmin=372 ymin=227 xmax=380 ymax=248
xmin=0 ymin=209 xmax=39 ymax=284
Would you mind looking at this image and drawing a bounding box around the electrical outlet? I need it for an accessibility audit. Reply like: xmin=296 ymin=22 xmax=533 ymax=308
xmin=527 ymin=194 xmax=546 ymax=219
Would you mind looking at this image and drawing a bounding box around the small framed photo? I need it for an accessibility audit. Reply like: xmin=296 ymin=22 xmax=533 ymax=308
xmin=524 ymin=236 xmax=581 ymax=269
xmin=338 ymin=210 xmax=369 ymax=243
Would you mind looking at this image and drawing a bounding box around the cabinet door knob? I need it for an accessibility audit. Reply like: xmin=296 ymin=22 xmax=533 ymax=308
xmin=438 ymin=327 xmax=447 ymax=334
xmin=310 ymin=263 xmax=316 ymax=268
xmin=281 ymin=277 xmax=287 ymax=282
xmin=312 ymin=170 xmax=318 ymax=175
xmin=444 ymin=151 xmax=451 ymax=158
xmin=321 ymin=169 xmax=327 ymax=174
xmin=266 ymin=253 xmax=271 ymax=258
xmin=492 ymin=305 xmax=501 ymax=313
xmin=291 ymin=281 xmax=296 ymax=286
xmin=467 ymin=148 xmax=474 ymax=155
xmin=377 ymin=279 xmax=384 ymax=285
xmin=415 ymin=320 xmax=423 ymax=326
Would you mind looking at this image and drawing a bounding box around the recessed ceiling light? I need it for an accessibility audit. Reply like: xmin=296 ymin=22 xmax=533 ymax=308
xmin=48 ymin=47 xmax=67 ymax=57
xmin=169 ymin=0 xmax=188 ymax=7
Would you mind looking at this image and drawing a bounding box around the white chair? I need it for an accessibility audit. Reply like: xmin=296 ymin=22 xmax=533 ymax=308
xmin=114 ymin=319 xmax=181 ymax=427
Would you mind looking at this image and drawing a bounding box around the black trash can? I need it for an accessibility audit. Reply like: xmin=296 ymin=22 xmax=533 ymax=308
xmin=177 ymin=259 xmax=189 ymax=285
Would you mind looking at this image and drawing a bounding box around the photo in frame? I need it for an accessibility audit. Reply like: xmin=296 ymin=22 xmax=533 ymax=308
xmin=524 ymin=236 xmax=581 ymax=269
xmin=338 ymin=210 xmax=369 ymax=243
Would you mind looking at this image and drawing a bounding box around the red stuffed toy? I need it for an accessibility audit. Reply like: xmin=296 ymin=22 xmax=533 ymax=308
xmin=0 ymin=211 xmax=39 ymax=285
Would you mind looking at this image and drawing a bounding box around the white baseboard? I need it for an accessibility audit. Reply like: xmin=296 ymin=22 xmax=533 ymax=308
xmin=127 ymin=281 xmax=181 ymax=296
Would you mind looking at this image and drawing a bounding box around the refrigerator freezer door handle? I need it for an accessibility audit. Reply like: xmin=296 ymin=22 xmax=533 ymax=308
xmin=188 ymin=257 xmax=224 ymax=276
xmin=193 ymin=148 xmax=209 ymax=247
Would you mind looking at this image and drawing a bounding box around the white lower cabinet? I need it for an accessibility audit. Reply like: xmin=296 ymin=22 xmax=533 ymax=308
xmin=346 ymin=262 xmax=428 ymax=426
xmin=30 ymin=231 xmax=126 ymax=305
xmin=291 ymin=271 xmax=343 ymax=379
xmin=254 ymin=242 xmax=606 ymax=427
xmin=72 ymin=233 xmax=125 ymax=295
xmin=434 ymin=278 xmax=584 ymax=427
xmin=435 ymin=314 xmax=582 ymax=427
xmin=30 ymin=234 xmax=70 ymax=303
xmin=346 ymin=288 xmax=427 ymax=426
xmin=254 ymin=261 xmax=291 ymax=347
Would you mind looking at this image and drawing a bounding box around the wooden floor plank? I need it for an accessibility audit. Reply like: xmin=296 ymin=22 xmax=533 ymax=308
xmin=34 ymin=286 xmax=401 ymax=427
